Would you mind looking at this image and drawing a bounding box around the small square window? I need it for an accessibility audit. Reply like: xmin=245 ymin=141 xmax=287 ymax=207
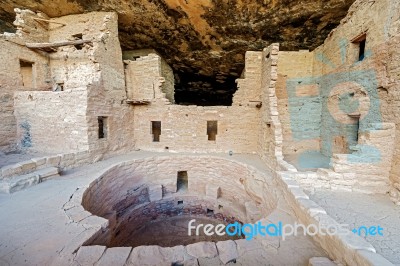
xmin=54 ymin=82 xmax=64 ymax=91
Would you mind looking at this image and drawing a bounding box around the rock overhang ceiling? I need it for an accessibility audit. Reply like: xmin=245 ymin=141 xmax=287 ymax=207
xmin=0 ymin=0 xmax=356 ymax=105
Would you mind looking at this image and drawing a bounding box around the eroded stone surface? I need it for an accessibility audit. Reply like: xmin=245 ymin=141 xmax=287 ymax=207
xmin=216 ymin=240 xmax=238 ymax=264
xmin=73 ymin=246 xmax=106 ymax=266
xmin=95 ymin=247 xmax=132 ymax=266
xmin=186 ymin=242 xmax=218 ymax=259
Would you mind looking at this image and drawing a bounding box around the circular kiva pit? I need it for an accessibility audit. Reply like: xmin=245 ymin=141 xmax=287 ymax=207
xmin=81 ymin=156 xmax=278 ymax=248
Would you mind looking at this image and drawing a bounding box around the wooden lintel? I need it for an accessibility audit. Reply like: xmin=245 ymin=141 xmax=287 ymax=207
xmin=126 ymin=99 xmax=151 ymax=105
xmin=26 ymin=39 xmax=92 ymax=49
xmin=351 ymin=32 xmax=368 ymax=43
xmin=33 ymin=18 xmax=66 ymax=26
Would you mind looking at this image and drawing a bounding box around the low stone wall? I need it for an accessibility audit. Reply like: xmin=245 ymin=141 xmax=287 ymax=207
xmin=276 ymin=161 xmax=393 ymax=266
xmin=0 ymin=149 xmax=99 ymax=180
xmin=285 ymin=123 xmax=396 ymax=195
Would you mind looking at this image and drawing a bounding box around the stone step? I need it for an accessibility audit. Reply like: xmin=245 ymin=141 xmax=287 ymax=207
xmin=0 ymin=167 xmax=59 ymax=193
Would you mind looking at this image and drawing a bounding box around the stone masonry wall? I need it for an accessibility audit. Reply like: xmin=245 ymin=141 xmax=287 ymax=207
xmin=311 ymin=0 xmax=399 ymax=195
xmin=291 ymin=123 xmax=396 ymax=194
xmin=13 ymin=88 xmax=89 ymax=153
xmin=3 ymin=9 xmax=264 ymax=157
xmin=70 ymin=12 xmax=135 ymax=156
xmin=131 ymin=52 xmax=261 ymax=154
xmin=49 ymin=12 xmax=126 ymax=100
xmin=232 ymin=51 xmax=262 ymax=106
xmin=85 ymin=85 xmax=135 ymax=156
xmin=160 ymin=57 xmax=175 ymax=103
xmin=125 ymin=55 xmax=163 ymax=100
xmin=0 ymin=38 xmax=49 ymax=152
xmin=275 ymin=50 xmax=318 ymax=156
xmin=49 ymin=49 xmax=101 ymax=90
xmin=0 ymin=9 xmax=51 ymax=152
xmin=133 ymin=103 xmax=260 ymax=154
xmin=270 ymin=0 xmax=400 ymax=196
xmin=10 ymin=11 xmax=136 ymax=156
xmin=124 ymin=50 xmax=174 ymax=103
xmin=258 ymin=44 xmax=285 ymax=170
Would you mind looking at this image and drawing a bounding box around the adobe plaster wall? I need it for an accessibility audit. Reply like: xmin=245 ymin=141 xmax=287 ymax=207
xmin=273 ymin=0 xmax=399 ymax=196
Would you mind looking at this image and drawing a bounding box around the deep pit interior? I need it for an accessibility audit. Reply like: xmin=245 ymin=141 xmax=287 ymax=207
xmin=82 ymin=156 xmax=277 ymax=248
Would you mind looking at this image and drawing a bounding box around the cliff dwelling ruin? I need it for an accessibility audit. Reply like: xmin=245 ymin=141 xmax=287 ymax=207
xmin=0 ymin=0 xmax=400 ymax=265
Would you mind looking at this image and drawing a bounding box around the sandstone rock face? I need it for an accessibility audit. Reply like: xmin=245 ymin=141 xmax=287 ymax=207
xmin=0 ymin=0 xmax=355 ymax=104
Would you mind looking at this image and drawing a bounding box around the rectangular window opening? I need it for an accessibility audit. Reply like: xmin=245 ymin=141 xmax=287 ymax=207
xmin=358 ymin=39 xmax=366 ymax=61
xmin=177 ymin=200 xmax=183 ymax=205
xmin=151 ymin=121 xmax=161 ymax=142
xmin=207 ymin=121 xmax=218 ymax=141
xmin=352 ymin=33 xmax=367 ymax=62
xmin=19 ymin=60 xmax=34 ymax=88
xmin=355 ymin=117 xmax=360 ymax=144
xmin=98 ymin=116 xmax=108 ymax=139
xmin=177 ymin=171 xmax=188 ymax=192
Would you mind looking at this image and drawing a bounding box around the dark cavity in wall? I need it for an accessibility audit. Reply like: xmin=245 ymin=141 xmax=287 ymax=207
xmin=174 ymin=72 xmax=239 ymax=106
xmin=19 ymin=60 xmax=34 ymax=88
xmin=358 ymin=38 xmax=366 ymax=61
xmin=177 ymin=171 xmax=188 ymax=192
xmin=98 ymin=117 xmax=108 ymax=139
xmin=151 ymin=121 xmax=161 ymax=142
xmin=0 ymin=12 xmax=16 ymax=34
xmin=207 ymin=121 xmax=218 ymax=141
